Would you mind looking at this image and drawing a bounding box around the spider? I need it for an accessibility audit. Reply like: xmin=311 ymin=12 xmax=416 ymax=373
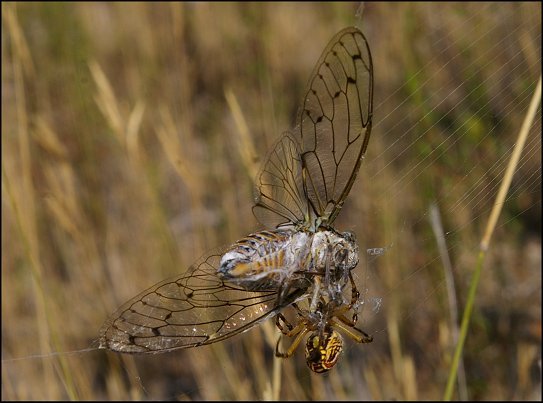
xmin=275 ymin=272 xmax=373 ymax=373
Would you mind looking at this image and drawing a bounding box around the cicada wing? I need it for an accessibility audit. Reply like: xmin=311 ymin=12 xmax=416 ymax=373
xmin=253 ymin=27 xmax=373 ymax=230
xmin=253 ymin=133 xmax=307 ymax=229
xmin=297 ymin=27 xmax=373 ymax=226
xmin=100 ymin=251 xmax=300 ymax=354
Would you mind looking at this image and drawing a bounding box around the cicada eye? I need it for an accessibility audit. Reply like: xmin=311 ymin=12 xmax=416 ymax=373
xmin=341 ymin=231 xmax=356 ymax=243
xmin=305 ymin=329 xmax=344 ymax=373
xmin=334 ymin=247 xmax=348 ymax=265
xmin=334 ymin=243 xmax=358 ymax=271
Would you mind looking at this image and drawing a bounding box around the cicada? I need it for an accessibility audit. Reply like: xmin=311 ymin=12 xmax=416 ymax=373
xmin=100 ymin=26 xmax=373 ymax=373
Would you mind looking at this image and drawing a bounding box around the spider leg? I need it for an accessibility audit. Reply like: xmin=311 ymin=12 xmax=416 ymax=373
xmin=335 ymin=312 xmax=357 ymax=327
xmin=330 ymin=319 xmax=373 ymax=344
xmin=275 ymin=323 xmax=310 ymax=358
xmin=327 ymin=271 xmax=372 ymax=344
xmin=275 ymin=312 xmax=293 ymax=334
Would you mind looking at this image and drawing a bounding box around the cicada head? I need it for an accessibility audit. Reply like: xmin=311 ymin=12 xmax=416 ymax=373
xmin=336 ymin=231 xmax=359 ymax=271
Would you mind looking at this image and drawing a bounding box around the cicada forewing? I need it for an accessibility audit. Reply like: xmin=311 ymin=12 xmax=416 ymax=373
xmin=253 ymin=27 xmax=373 ymax=230
xmin=100 ymin=251 xmax=308 ymax=353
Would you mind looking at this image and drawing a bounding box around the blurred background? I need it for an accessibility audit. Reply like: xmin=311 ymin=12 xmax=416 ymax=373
xmin=2 ymin=2 xmax=541 ymax=400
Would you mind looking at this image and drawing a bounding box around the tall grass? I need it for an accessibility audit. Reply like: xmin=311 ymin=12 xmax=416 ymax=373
xmin=2 ymin=2 xmax=541 ymax=400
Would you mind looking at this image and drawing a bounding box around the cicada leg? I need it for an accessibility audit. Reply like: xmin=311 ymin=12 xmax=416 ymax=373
xmin=309 ymin=275 xmax=322 ymax=312
xmin=331 ymin=271 xmax=361 ymax=323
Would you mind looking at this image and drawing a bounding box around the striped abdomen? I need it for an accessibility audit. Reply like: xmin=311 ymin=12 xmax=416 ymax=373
xmin=218 ymin=229 xmax=311 ymax=290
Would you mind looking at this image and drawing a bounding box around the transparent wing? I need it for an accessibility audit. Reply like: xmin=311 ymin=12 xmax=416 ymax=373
xmin=254 ymin=27 xmax=373 ymax=229
xmin=252 ymin=133 xmax=306 ymax=229
xmin=99 ymin=251 xmax=304 ymax=354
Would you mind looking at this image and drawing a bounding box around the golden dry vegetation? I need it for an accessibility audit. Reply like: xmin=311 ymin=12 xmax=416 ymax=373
xmin=2 ymin=2 xmax=541 ymax=400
